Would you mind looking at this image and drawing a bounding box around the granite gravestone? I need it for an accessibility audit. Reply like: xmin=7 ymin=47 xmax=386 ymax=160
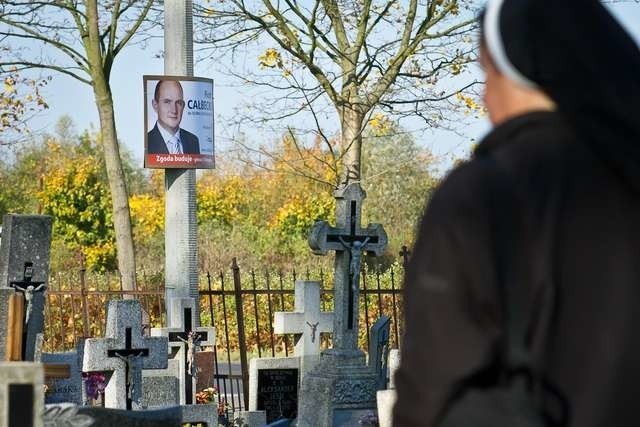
xmin=151 ymin=297 xmax=215 ymax=405
xmin=368 ymin=315 xmax=391 ymax=390
xmin=141 ymin=372 xmax=180 ymax=409
xmin=248 ymin=357 xmax=299 ymax=424
xmin=82 ymin=300 xmax=168 ymax=410
xmin=300 ymin=183 xmax=388 ymax=427
xmin=0 ymin=214 xmax=52 ymax=361
xmin=0 ymin=362 xmax=45 ymax=427
xmin=273 ymin=280 xmax=333 ymax=378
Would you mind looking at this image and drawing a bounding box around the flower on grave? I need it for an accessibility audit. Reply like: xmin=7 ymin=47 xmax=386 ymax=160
xmin=217 ymin=397 xmax=231 ymax=416
xmin=358 ymin=411 xmax=379 ymax=426
xmin=82 ymin=372 xmax=107 ymax=400
xmin=195 ymin=386 xmax=218 ymax=404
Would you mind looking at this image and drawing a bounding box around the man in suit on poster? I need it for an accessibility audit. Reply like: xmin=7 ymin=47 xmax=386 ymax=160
xmin=147 ymin=79 xmax=200 ymax=155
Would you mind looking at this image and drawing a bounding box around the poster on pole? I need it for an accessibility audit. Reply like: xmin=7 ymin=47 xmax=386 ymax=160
xmin=143 ymin=75 xmax=214 ymax=169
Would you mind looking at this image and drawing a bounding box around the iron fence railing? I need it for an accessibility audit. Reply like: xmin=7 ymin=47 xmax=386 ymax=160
xmin=43 ymin=256 xmax=406 ymax=415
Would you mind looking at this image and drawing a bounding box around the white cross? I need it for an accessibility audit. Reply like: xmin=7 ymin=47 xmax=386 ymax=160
xmin=273 ymin=281 xmax=333 ymax=358
xmin=151 ymin=298 xmax=215 ymax=405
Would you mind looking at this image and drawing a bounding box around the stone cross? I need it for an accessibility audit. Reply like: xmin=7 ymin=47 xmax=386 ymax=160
xmin=273 ymin=280 xmax=333 ymax=359
xmin=82 ymin=300 xmax=168 ymax=410
xmin=151 ymin=297 xmax=215 ymax=405
xmin=308 ymin=183 xmax=387 ymax=354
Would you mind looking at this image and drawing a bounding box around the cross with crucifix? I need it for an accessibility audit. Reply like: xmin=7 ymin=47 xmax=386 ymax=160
xmin=82 ymin=300 xmax=168 ymax=410
xmin=308 ymin=183 xmax=387 ymax=354
xmin=107 ymin=327 xmax=148 ymax=410
xmin=151 ymin=297 xmax=215 ymax=405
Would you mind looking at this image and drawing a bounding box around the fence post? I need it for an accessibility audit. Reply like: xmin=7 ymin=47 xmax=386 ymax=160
xmin=79 ymin=254 xmax=90 ymax=338
xmin=232 ymin=258 xmax=249 ymax=409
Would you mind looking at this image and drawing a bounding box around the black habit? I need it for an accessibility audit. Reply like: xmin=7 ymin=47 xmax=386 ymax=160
xmin=394 ymin=111 xmax=640 ymax=427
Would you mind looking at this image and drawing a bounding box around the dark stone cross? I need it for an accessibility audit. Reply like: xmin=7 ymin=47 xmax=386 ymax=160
xmin=309 ymin=183 xmax=387 ymax=353
xmin=166 ymin=307 xmax=212 ymax=405
xmin=106 ymin=327 xmax=149 ymax=410
xmin=10 ymin=261 xmax=47 ymax=361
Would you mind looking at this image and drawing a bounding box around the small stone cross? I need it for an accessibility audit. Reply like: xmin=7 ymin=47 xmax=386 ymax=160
xmin=82 ymin=300 xmax=168 ymax=410
xmin=273 ymin=280 xmax=333 ymax=358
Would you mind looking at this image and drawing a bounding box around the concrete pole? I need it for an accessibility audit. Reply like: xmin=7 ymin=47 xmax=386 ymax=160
xmin=163 ymin=0 xmax=199 ymax=326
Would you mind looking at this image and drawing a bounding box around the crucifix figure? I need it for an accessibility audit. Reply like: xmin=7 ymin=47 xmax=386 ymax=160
xmin=308 ymin=183 xmax=387 ymax=354
xmin=306 ymin=321 xmax=320 ymax=343
xmin=151 ymin=299 xmax=215 ymax=406
xmin=176 ymin=330 xmax=201 ymax=378
xmin=107 ymin=327 xmax=149 ymax=410
xmin=338 ymin=235 xmax=370 ymax=292
xmin=12 ymin=283 xmax=46 ymax=325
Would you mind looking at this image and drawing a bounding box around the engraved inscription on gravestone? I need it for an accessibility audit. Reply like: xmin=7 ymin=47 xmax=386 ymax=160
xmin=257 ymin=368 xmax=298 ymax=423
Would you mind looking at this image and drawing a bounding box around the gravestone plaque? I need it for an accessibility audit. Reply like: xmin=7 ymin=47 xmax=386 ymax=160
xmin=195 ymin=350 xmax=216 ymax=392
xmin=257 ymin=368 xmax=298 ymax=423
xmin=0 ymin=215 xmax=52 ymax=361
xmin=40 ymin=351 xmax=83 ymax=404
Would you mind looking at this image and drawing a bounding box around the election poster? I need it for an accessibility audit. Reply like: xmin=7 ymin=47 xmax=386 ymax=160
xmin=143 ymin=75 xmax=214 ymax=169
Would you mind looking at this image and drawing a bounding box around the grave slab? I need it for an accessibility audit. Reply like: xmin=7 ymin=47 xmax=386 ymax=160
xmin=82 ymin=300 xmax=168 ymax=410
xmin=0 ymin=361 xmax=45 ymax=427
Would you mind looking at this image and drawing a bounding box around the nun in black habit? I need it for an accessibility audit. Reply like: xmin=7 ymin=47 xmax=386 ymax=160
xmin=394 ymin=1 xmax=640 ymax=426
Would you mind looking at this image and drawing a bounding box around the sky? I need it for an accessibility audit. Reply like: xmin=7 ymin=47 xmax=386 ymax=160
xmin=24 ymin=2 xmax=640 ymax=171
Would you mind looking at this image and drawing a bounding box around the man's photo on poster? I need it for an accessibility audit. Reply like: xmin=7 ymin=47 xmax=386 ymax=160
xmin=144 ymin=76 xmax=214 ymax=168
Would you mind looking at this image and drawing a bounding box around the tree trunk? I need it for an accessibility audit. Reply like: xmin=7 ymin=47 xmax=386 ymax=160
xmin=84 ymin=0 xmax=136 ymax=293
xmin=92 ymin=79 xmax=137 ymax=293
xmin=340 ymin=105 xmax=365 ymax=185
